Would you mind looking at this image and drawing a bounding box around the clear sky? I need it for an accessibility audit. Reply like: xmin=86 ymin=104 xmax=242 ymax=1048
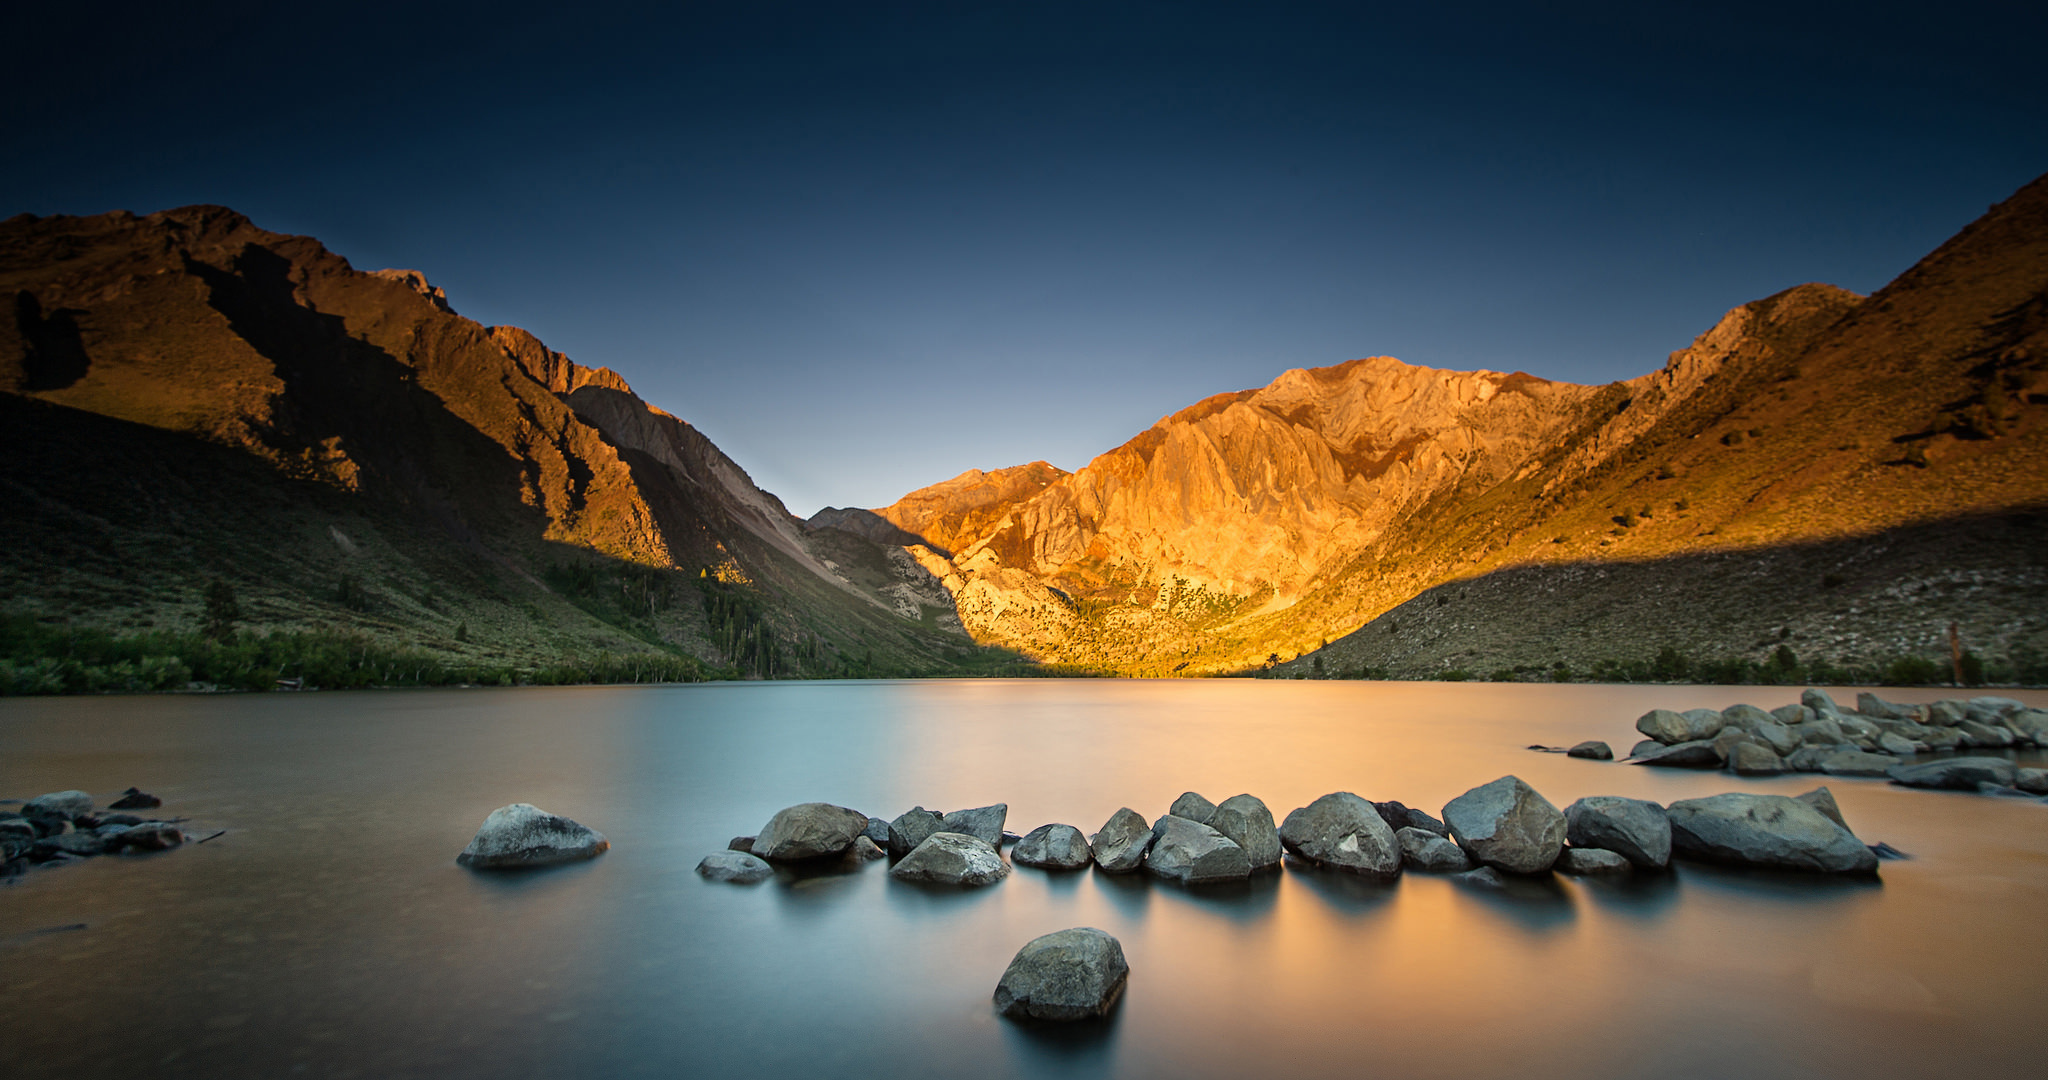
xmin=6 ymin=1 xmax=2043 ymax=516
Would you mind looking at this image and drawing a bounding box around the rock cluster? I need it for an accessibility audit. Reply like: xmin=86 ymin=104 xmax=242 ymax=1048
xmin=2 ymin=788 xmax=187 ymax=876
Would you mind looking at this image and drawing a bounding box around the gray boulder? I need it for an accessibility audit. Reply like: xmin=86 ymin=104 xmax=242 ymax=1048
xmin=1627 ymin=739 xmax=1662 ymax=759
xmin=456 ymin=804 xmax=608 ymax=869
xmin=1925 ymin=700 xmax=1967 ymax=726
xmin=2017 ymin=768 xmax=2048 ymax=795
xmin=2005 ymin=709 xmax=2048 ymax=744
xmin=1667 ymin=793 xmax=1878 ymax=874
xmin=0 ymin=820 xmax=36 ymax=860
xmin=1729 ymin=743 xmax=1786 ymax=776
xmin=846 ymin=836 xmax=886 ymax=861
xmin=1752 ymin=721 xmax=1800 ymax=757
xmin=1815 ymin=749 xmax=1901 ymax=777
xmin=1771 ymin=703 xmax=1813 ymax=725
xmin=1397 ymin=826 xmax=1474 ymax=872
xmin=728 ymin=835 xmax=756 ymax=854
xmin=1145 ymin=816 xmax=1251 ymax=884
xmin=1208 ymin=794 xmax=1283 ymax=870
xmin=1090 ymin=808 xmax=1154 ymax=873
xmin=1887 ymin=757 xmax=2019 ymax=790
xmin=1968 ymin=696 xmax=2026 ymax=720
xmin=942 ymin=804 xmax=1008 ymax=848
xmin=1918 ymin=727 xmax=1966 ymax=751
xmin=1794 ymin=787 xmax=1847 ymax=828
xmin=754 ymin=802 xmax=870 ymax=862
xmin=1563 ymin=796 xmax=1670 ymax=869
xmin=1279 ymin=792 xmax=1401 ymax=877
xmin=1802 ymin=688 xmax=1844 ymax=717
xmin=39 ymin=832 xmax=106 ymax=857
xmin=1957 ymin=720 xmax=2016 ymax=748
xmin=1567 ymin=740 xmax=1614 ymax=760
xmin=1720 ymin=704 xmax=1776 ymax=730
xmin=1857 ymin=693 xmax=1917 ymax=720
xmin=993 ymin=928 xmax=1128 ymax=1022
xmin=1636 ymin=707 xmax=1723 ymax=745
xmin=1169 ymin=791 xmax=1219 ymax=825
xmin=891 ymin=832 xmax=1010 ymax=886
xmin=1630 ymin=739 xmax=1723 ymax=768
xmin=696 ymin=850 xmax=773 ymax=883
xmin=888 ymin=807 xmax=946 ymax=858
xmin=1796 ymin=717 xmax=1847 ymax=747
xmin=25 ymin=790 xmax=92 ymax=820
xmin=862 ymin=817 xmax=890 ymax=845
xmin=1373 ymin=800 xmax=1449 ymax=838
xmin=1452 ymin=866 xmax=1508 ymax=890
xmin=1876 ymin=732 xmax=1918 ymax=757
xmin=1013 ymin=824 xmax=1093 ymax=870
xmin=112 ymin=822 xmax=183 ymax=852
xmin=1442 ymin=776 xmax=1566 ymax=875
xmin=1556 ymin=847 xmax=1632 ymax=875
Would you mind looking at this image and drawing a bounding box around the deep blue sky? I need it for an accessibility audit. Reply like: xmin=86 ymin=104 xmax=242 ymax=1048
xmin=6 ymin=2 xmax=2043 ymax=515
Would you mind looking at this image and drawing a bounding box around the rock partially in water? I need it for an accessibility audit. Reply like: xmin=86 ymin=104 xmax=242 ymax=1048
xmin=696 ymin=850 xmax=773 ymax=883
xmin=2016 ymin=768 xmax=2048 ymax=795
xmin=1627 ymin=739 xmax=1662 ymax=759
xmin=1279 ymin=792 xmax=1401 ymax=878
xmin=1667 ymin=793 xmax=1877 ymax=875
xmin=1630 ymin=739 xmax=1723 ymax=768
xmin=1793 ymin=787 xmax=1847 ymax=829
xmin=1637 ymin=708 xmax=1723 ymax=745
xmin=1729 ymin=742 xmax=1786 ymax=776
xmin=25 ymin=790 xmax=92 ymax=820
xmin=1090 ymin=808 xmax=1154 ymax=873
xmin=728 ymin=835 xmax=756 ymax=854
xmin=1145 ymin=815 xmax=1250 ymax=884
xmin=457 ymin=804 xmax=607 ymax=869
xmin=1442 ymin=776 xmax=1565 ymax=875
xmin=1397 ymin=826 xmax=1474 ymax=872
xmin=1209 ymin=794 xmax=1283 ymax=871
xmin=1452 ymin=866 xmax=1508 ymax=890
xmin=38 ymin=832 xmax=107 ymax=858
xmin=1564 ymin=796 xmax=1670 ymax=869
xmin=862 ymin=817 xmax=890 ymax=845
xmin=890 ymin=832 xmax=1010 ymax=886
xmin=1373 ymin=800 xmax=1449 ymax=838
xmin=108 ymin=787 xmax=162 ymax=810
xmin=1720 ymin=704 xmax=1777 ymax=731
xmin=1013 ymin=824 xmax=1093 ymax=870
xmin=1567 ymin=740 xmax=1614 ymax=760
xmin=1887 ymin=757 xmax=2018 ymax=790
xmin=1556 ymin=847 xmax=1632 ymax=875
xmin=846 ymin=836 xmax=886 ymax=861
xmin=1876 ymin=732 xmax=1919 ymax=757
xmin=111 ymin=822 xmax=183 ymax=852
xmin=993 ymin=927 xmax=1128 ymax=1022
xmin=887 ymin=807 xmax=946 ymax=858
xmin=1169 ymin=791 xmax=1219 ymax=825
xmin=941 ymin=804 xmax=1008 ymax=849
xmin=1814 ymin=749 xmax=1901 ymax=778
xmin=754 ymin=803 xmax=870 ymax=862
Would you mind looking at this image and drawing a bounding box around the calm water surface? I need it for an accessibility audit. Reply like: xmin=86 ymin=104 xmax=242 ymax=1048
xmin=4 ymin=680 xmax=2046 ymax=1079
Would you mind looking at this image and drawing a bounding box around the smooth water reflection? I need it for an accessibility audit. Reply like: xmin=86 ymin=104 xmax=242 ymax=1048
xmin=3 ymin=679 xmax=2046 ymax=1079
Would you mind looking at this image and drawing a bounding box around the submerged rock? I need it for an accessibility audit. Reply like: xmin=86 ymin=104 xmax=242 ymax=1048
xmin=108 ymin=788 xmax=162 ymax=811
xmin=1563 ymin=796 xmax=1670 ymax=869
xmin=888 ymin=807 xmax=946 ymax=858
xmin=1208 ymin=794 xmax=1283 ymax=871
xmin=1146 ymin=816 xmax=1250 ymax=884
xmin=754 ymin=802 xmax=870 ymax=862
xmin=1667 ymin=793 xmax=1877 ymax=875
xmin=1556 ymin=847 xmax=1631 ymax=875
xmin=890 ymin=832 xmax=1010 ymax=886
xmin=1279 ymin=792 xmax=1401 ymax=877
xmin=1012 ymin=824 xmax=1093 ymax=870
xmin=696 ymin=850 xmax=773 ymax=883
xmin=1887 ymin=757 xmax=2019 ymax=790
xmin=25 ymin=790 xmax=92 ymax=820
xmin=1630 ymin=740 xmax=1723 ymax=768
xmin=993 ymin=928 xmax=1128 ymax=1022
xmin=1090 ymin=808 xmax=1154 ymax=873
xmin=1567 ymin=740 xmax=1614 ymax=760
xmin=1169 ymin=791 xmax=1219 ymax=825
xmin=113 ymin=822 xmax=184 ymax=852
xmin=1442 ymin=776 xmax=1565 ymax=875
xmin=456 ymin=804 xmax=608 ymax=869
xmin=1397 ymin=826 xmax=1474 ymax=872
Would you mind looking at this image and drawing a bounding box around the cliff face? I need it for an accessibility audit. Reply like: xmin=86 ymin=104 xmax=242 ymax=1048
xmin=879 ymin=174 xmax=2048 ymax=675
xmin=0 ymin=206 xmax=967 ymax=672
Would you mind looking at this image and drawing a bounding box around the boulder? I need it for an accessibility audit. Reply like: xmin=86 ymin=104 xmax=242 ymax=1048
xmin=1012 ymin=824 xmax=1093 ymax=870
xmin=1208 ymin=794 xmax=1283 ymax=870
xmin=846 ymin=836 xmax=886 ymax=861
xmin=862 ymin=817 xmax=890 ymax=845
xmin=1145 ymin=816 xmax=1251 ymax=884
xmin=1729 ymin=743 xmax=1786 ymax=776
xmin=754 ymin=802 xmax=870 ymax=862
xmin=1796 ymin=718 xmax=1847 ymax=747
xmin=1629 ymin=739 xmax=1723 ymax=768
xmin=1627 ymin=739 xmax=1662 ymax=759
xmin=1918 ymin=727 xmax=1966 ymax=751
xmin=1556 ymin=847 xmax=1631 ymax=875
xmin=1802 ymin=688 xmax=1844 ymax=717
xmin=1279 ymin=792 xmax=1401 ymax=877
xmin=941 ymin=804 xmax=1008 ymax=848
xmin=890 ymin=832 xmax=1010 ymax=886
xmin=1887 ymin=757 xmax=2019 ymax=790
xmin=1784 ymin=745 xmax=1828 ymax=772
xmin=1720 ymin=704 xmax=1776 ymax=731
xmin=696 ymin=851 xmax=773 ymax=884
xmin=112 ymin=822 xmax=183 ymax=852
xmin=1563 ymin=796 xmax=1670 ymax=869
xmin=1373 ymin=800 xmax=1448 ymax=838
xmin=1771 ymin=703 xmax=1813 ymax=725
xmin=24 ymin=790 xmax=92 ymax=820
xmin=1567 ymin=740 xmax=1613 ymax=760
xmin=1968 ymin=696 xmax=2026 ymax=719
xmin=1636 ymin=708 xmax=1723 ymax=745
xmin=1815 ymin=749 xmax=1901 ymax=777
xmin=1711 ymin=726 xmax=1758 ymax=761
xmin=2005 ymin=709 xmax=2048 ymax=744
xmin=2016 ymin=768 xmax=2048 ymax=795
xmin=993 ymin=928 xmax=1128 ymax=1022
xmin=108 ymin=788 xmax=162 ymax=810
xmin=888 ymin=807 xmax=946 ymax=858
xmin=1667 ymin=793 xmax=1877 ymax=874
xmin=38 ymin=832 xmax=106 ymax=857
xmin=1752 ymin=721 xmax=1800 ymax=757
xmin=1924 ymin=700 xmax=1967 ymax=726
xmin=1168 ymin=791 xmax=1218 ymax=825
xmin=1452 ymin=866 xmax=1508 ymax=890
xmin=1956 ymin=720 xmax=2016 ymax=748
xmin=1442 ymin=776 xmax=1566 ymax=875
xmin=1794 ymin=787 xmax=1847 ymax=829
xmin=1856 ymin=693 xmax=1916 ymax=721
xmin=1090 ymin=808 xmax=1154 ymax=873
xmin=1397 ymin=826 xmax=1474 ymax=872
xmin=728 ymin=835 xmax=756 ymax=854
xmin=1876 ymin=732 xmax=1918 ymax=757
xmin=456 ymin=804 xmax=607 ymax=869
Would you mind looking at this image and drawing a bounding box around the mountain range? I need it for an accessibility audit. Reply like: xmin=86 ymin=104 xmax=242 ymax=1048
xmin=4 ymin=174 xmax=2044 ymax=685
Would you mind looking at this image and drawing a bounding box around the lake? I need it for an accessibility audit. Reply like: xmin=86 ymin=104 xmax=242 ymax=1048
xmin=4 ymin=679 xmax=2047 ymax=1079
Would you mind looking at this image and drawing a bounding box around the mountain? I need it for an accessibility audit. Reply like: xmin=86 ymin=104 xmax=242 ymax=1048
xmin=0 ymin=206 xmax=988 ymax=682
xmin=863 ymin=174 xmax=2048 ymax=679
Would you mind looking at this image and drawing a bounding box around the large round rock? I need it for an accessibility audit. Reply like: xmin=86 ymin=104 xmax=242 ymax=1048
xmin=1208 ymin=794 xmax=1283 ymax=871
xmin=1090 ymin=808 xmax=1154 ymax=873
xmin=1563 ymin=796 xmax=1670 ymax=869
xmin=1667 ymin=793 xmax=1877 ymax=875
xmin=1145 ymin=816 xmax=1250 ymax=884
xmin=25 ymin=790 xmax=93 ymax=820
xmin=1278 ymin=792 xmax=1400 ymax=877
xmin=456 ymin=804 xmax=609 ymax=869
xmin=1442 ymin=776 xmax=1565 ymax=875
xmin=1013 ymin=824 xmax=1092 ymax=870
xmin=755 ymin=802 xmax=870 ymax=862
xmin=696 ymin=850 xmax=772 ymax=884
xmin=993 ymin=927 xmax=1128 ymax=1022
xmin=890 ymin=832 xmax=1010 ymax=886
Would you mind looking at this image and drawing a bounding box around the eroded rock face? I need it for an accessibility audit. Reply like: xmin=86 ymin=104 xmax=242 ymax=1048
xmin=993 ymin=928 xmax=1128 ymax=1022
xmin=1090 ymin=808 xmax=1154 ymax=873
xmin=1563 ymin=796 xmax=1670 ymax=869
xmin=457 ymin=804 xmax=609 ymax=869
xmin=890 ymin=832 xmax=1010 ymax=886
xmin=1208 ymin=794 xmax=1283 ymax=870
xmin=696 ymin=851 xmax=772 ymax=884
xmin=1169 ymin=792 xmax=1219 ymax=825
xmin=887 ymin=807 xmax=946 ymax=858
xmin=1442 ymin=776 xmax=1565 ymax=875
xmin=1013 ymin=824 xmax=1093 ymax=870
xmin=941 ymin=804 xmax=1008 ymax=848
xmin=1145 ymin=816 xmax=1251 ymax=884
xmin=1667 ymin=793 xmax=1877 ymax=875
xmin=754 ymin=803 xmax=870 ymax=862
xmin=1887 ymin=757 xmax=2019 ymax=790
xmin=1397 ymin=826 xmax=1474 ymax=872
xmin=1278 ymin=792 xmax=1401 ymax=877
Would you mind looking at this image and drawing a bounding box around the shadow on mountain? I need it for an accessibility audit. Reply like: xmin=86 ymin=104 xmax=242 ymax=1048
xmin=12 ymin=291 xmax=91 ymax=392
